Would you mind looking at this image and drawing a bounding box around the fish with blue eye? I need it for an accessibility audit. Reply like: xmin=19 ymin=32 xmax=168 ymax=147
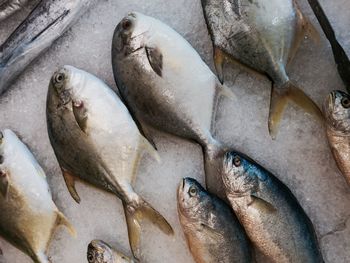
xmin=221 ymin=151 xmax=324 ymax=263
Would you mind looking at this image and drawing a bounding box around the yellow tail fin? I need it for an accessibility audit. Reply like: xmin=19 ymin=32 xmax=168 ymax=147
xmin=268 ymin=82 xmax=324 ymax=139
xmin=123 ymin=199 xmax=173 ymax=260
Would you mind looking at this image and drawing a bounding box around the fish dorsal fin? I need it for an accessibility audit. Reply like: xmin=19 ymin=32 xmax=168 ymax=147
xmin=146 ymin=46 xmax=163 ymax=77
xmin=249 ymin=194 xmax=277 ymax=214
xmin=0 ymin=170 xmax=9 ymax=200
xmin=72 ymin=99 xmax=88 ymax=133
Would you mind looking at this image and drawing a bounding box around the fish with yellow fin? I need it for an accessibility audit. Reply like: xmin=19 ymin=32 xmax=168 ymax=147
xmin=201 ymin=0 xmax=323 ymax=138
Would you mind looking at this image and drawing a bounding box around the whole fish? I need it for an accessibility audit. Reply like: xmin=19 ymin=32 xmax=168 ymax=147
xmin=0 ymin=0 xmax=95 ymax=95
xmin=0 ymin=0 xmax=34 ymax=21
xmin=112 ymin=12 xmax=233 ymax=199
xmin=324 ymin=90 xmax=350 ymax=184
xmin=177 ymin=177 xmax=252 ymax=263
xmin=201 ymin=0 xmax=323 ymax=138
xmin=46 ymin=65 xmax=173 ymax=260
xmin=0 ymin=129 xmax=76 ymax=263
xmin=221 ymin=151 xmax=324 ymax=262
xmin=87 ymin=240 xmax=135 ymax=263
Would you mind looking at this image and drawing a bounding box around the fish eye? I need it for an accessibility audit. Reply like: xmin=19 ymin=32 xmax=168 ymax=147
xmin=233 ymin=156 xmax=241 ymax=167
xmin=54 ymin=73 xmax=65 ymax=84
xmin=341 ymin=97 xmax=350 ymax=108
xmin=188 ymin=186 xmax=197 ymax=197
xmin=122 ymin=19 xmax=132 ymax=31
xmin=0 ymin=155 xmax=4 ymax=164
xmin=87 ymin=253 xmax=94 ymax=262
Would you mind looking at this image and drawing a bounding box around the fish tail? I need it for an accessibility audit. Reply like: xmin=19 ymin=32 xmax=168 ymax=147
xmin=123 ymin=199 xmax=173 ymax=260
xmin=56 ymin=211 xmax=77 ymax=238
xmin=268 ymin=81 xmax=323 ymax=139
xmin=203 ymin=137 xmax=227 ymax=197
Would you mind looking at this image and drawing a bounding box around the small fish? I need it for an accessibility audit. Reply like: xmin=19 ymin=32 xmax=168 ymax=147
xmin=87 ymin=240 xmax=135 ymax=263
xmin=0 ymin=0 xmax=95 ymax=95
xmin=201 ymin=0 xmax=323 ymax=138
xmin=221 ymin=151 xmax=324 ymax=262
xmin=177 ymin=177 xmax=252 ymax=263
xmin=323 ymin=90 xmax=350 ymax=184
xmin=112 ymin=12 xmax=233 ymax=200
xmin=0 ymin=129 xmax=76 ymax=263
xmin=0 ymin=0 xmax=34 ymax=21
xmin=46 ymin=66 xmax=173 ymax=260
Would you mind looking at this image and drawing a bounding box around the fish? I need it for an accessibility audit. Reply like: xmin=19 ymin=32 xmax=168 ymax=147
xmin=177 ymin=177 xmax=252 ymax=263
xmin=112 ymin=12 xmax=234 ymax=200
xmin=46 ymin=65 xmax=173 ymax=260
xmin=201 ymin=0 xmax=323 ymax=139
xmin=0 ymin=0 xmax=95 ymax=95
xmin=0 ymin=129 xmax=76 ymax=263
xmin=221 ymin=151 xmax=324 ymax=263
xmin=87 ymin=240 xmax=135 ymax=263
xmin=323 ymin=90 xmax=350 ymax=184
xmin=0 ymin=0 xmax=34 ymax=21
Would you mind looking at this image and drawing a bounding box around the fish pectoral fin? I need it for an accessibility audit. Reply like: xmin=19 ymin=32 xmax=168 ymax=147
xmin=56 ymin=210 xmax=77 ymax=238
xmin=268 ymin=82 xmax=323 ymax=139
xmin=145 ymin=46 xmax=163 ymax=77
xmin=61 ymin=168 xmax=81 ymax=204
xmin=140 ymin=136 xmax=161 ymax=163
xmin=124 ymin=198 xmax=174 ymax=260
xmin=200 ymin=223 xmax=224 ymax=241
xmin=249 ymin=195 xmax=277 ymax=214
xmin=72 ymin=100 xmax=88 ymax=133
xmin=0 ymin=170 xmax=9 ymax=200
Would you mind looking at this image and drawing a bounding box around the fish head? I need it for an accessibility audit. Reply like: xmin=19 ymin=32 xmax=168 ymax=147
xmin=222 ymin=151 xmax=267 ymax=198
xmin=113 ymin=12 xmax=152 ymax=57
xmin=49 ymin=65 xmax=87 ymax=109
xmin=324 ymin=90 xmax=350 ymax=133
xmin=177 ymin=177 xmax=212 ymax=221
xmin=87 ymin=240 xmax=115 ymax=263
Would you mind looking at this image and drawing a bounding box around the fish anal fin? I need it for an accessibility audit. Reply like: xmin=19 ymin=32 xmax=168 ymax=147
xmin=146 ymin=46 xmax=163 ymax=77
xmin=61 ymin=167 xmax=81 ymax=204
xmin=249 ymin=195 xmax=276 ymax=214
xmin=214 ymin=47 xmax=225 ymax=84
xmin=56 ymin=210 xmax=77 ymax=238
xmin=140 ymin=136 xmax=160 ymax=163
xmin=268 ymin=82 xmax=323 ymax=139
xmin=0 ymin=170 xmax=9 ymax=200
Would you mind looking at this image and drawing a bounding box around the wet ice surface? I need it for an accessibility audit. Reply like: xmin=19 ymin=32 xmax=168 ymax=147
xmin=0 ymin=0 xmax=349 ymax=262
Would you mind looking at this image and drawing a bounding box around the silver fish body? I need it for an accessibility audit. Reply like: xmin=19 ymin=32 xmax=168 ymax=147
xmin=0 ymin=129 xmax=75 ymax=263
xmin=46 ymin=65 xmax=173 ymax=260
xmin=87 ymin=240 xmax=135 ymax=263
xmin=201 ymin=0 xmax=322 ymax=138
xmin=0 ymin=0 xmax=95 ymax=95
xmin=0 ymin=0 xmax=35 ymax=21
xmin=221 ymin=151 xmax=323 ymax=263
xmin=323 ymin=90 xmax=350 ymax=184
xmin=112 ymin=12 xmax=233 ymax=199
xmin=178 ymin=178 xmax=252 ymax=263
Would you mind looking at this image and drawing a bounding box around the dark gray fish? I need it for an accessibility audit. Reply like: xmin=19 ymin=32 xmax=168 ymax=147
xmin=177 ymin=178 xmax=252 ymax=263
xmin=0 ymin=0 xmax=95 ymax=95
xmin=221 ymin=151 xmax=324 ymax=263
xmin=323 ymin=90 xmax=350 ymax=184
xmin=112 ymin=12 xmax=234 ymax=200
xmin=0 ymin=0 xmax=35 ymax=21
xmin=201 ymin=0 xmax=323 ymax=139
xmin=87 ymin=240 xmax=135 ymax=263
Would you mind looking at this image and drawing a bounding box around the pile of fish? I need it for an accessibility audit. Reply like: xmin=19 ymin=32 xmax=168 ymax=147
xmin=0 ymin=0 xmax=349 ymax=262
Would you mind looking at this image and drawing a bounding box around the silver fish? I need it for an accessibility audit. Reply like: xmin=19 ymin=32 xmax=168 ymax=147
xmin=201 ymin=0 xmax=323 ymax=138
xmin=87 ymin=240 xmax=135 ymax=263
xmin=46 ymin=65 xmax=173 ymax=260
xmin=178 ymin=177 xmax=252 ymax=263
xmin=0 ymin=0 xmax=95 ymax=95
xmin=112 ymin=12 xmax=234 ymax=200
xmin=0 ymin=129 xmax=76 ymax=263
xmin=323 ymin=90 xmax=350 ymax=184
xmin=0 ymin=0 xmax=34 ymax=21
xmin=221 ymin=151 xmax=324 ymax=263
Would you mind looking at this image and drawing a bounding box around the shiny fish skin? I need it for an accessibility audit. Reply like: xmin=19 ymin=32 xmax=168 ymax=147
xmin=46 ymin=65 xmax=173 ymax=260
xmin=221 ymin=151 xmax=324 ymax=263
xmin=0 ymin=0 xmax=34 ymax=21
xmin=177 ymin=178 xmax=252 ymax=263
xmin=87 ymin=240 xmax=135 ymax=263
xmin=0 ymin=0 xmax=95 ymax=95
xmin=324 ymin=90 xmax=350 ymax=184
xmin=112 ymin=12 xmax=233 ymax=200
xmin=201 ymin=0 xmax=322 ymax=138
xmin=0 ymin=129 xmax=75 ymax=263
